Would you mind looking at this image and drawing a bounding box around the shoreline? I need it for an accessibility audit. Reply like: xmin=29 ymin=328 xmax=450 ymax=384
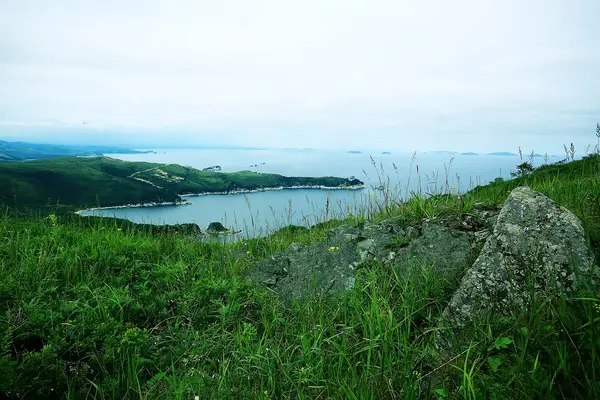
xmin=75 ymin=200 xmax=192 ymax=215
xmin=180 ymin=183 xmax=365 ymax=197
xmin=75 ymin=184 xmax=365 ymax=214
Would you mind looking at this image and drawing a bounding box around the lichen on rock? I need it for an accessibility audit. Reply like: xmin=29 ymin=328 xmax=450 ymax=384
xmin=250 ymin=216 xmax=478 ymax=302
xmin=440 ymin=186 xmax=599 ymax=334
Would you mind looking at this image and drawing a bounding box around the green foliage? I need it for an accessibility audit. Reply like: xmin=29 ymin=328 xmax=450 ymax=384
xmin=0 ymin=156 xmax=362 ymax=211
xmin=0 ymin=154 xmax=598 ymax=399
xmin=488 ymin=337 xmax=513 ymax=351
xmin=0 ymin=139 xmax=148 ymax=161
xmin=511 ymin=162 xmax=534 ymax=177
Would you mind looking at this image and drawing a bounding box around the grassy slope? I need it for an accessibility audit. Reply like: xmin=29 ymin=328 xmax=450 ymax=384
xmin=0 ymin=140 xmax=149 ymax=161
xmin=0 ymin=155 xmax=599 ymax=399
xmin=0 ymin=157 xmax=361 ymax=210
xmin=138 ymin=164 xmax=363 ymax=194
xmin=0 ymin=157 xmax=176 ymax=209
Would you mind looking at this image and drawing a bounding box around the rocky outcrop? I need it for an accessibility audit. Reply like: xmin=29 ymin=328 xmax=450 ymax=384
xmin=250 ymin=186 xmax=598 ymax=311
xmin=250 ymin=217 xmax=480 ymax=302
xmin=207 ymin=222 xmax=229 ymax=233
xmin=154 ymin=223 xmax=202 ymax=236
xmin=441 ymin=186 xmax=598 ymax=332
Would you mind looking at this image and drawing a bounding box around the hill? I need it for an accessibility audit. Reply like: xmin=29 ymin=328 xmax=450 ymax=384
xmin=0 ymin=156 xmax=364 ymax=210
xmin=0 ymin=154 xmax=598 ymax=399
xmin=0 ymin=139 xmax=153 ymax=161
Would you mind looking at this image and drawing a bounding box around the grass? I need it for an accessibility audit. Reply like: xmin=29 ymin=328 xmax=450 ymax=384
xmin=0 ymin=154 xmax=599 ymax=399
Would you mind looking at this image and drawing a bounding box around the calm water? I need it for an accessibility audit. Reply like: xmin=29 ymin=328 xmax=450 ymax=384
xmin=81 ymin=149 xmax=556 ymax=237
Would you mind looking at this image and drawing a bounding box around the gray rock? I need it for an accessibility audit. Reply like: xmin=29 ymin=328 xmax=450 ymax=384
xmin=250 ymin=218 xmax=478 ymax=302
xmin=396 ymin=224 xmax=473 ymax=274
xmin=441 ymin=186 xmax=598 ymax=332
xmin=249 ymin=239 xmax=358 ymax=302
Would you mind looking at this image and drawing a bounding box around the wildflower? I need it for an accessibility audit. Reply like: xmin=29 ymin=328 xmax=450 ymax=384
xmin=328 ymin=246 xmax=340 ymax=252
xmin=246 ymin=251 xmax=251 ymax=255
xmin=424 ymin=218 xmax=430 ymax=223
xmin=195 ymin=396 xmax=200 ymax=400
xmin=117 ymin=228 xmax=122 ymax=232
xmin=412 ymin=370 xmax=422 ymax=379
xmin=595 ymin=303 xmax=600 ymax=314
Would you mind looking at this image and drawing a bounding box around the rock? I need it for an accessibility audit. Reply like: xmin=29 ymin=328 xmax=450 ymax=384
xmin=249 ymin=239 xmax=357 ymax=302
xmin=250 ymin=218 xmax=479 ymax=301
xmin=157 ymin=223 xmax=202 ymax=236
xmin=396 ymin=224 xmax=473 ymax=274
xmin=405 ymin=226 xmax=420 ymax=239
xmin=206 ymin=222 xmax=228 ymax=233
xmin=441 ymin=186 xmax=598 ymax=334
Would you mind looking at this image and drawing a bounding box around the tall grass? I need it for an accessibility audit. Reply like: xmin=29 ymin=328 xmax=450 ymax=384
xmin=0 ymin=153 xmax=599 ymax=399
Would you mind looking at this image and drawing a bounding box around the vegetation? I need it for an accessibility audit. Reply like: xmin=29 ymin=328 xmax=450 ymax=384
xmin=0 ymin=156 xmax=363 ymax=211
xmin=0 ymin=139 xmax=151 ymax=162
xmin=133 ymin=164 xmax=363 ymax=195
xmin=0 ymin=153 xmax=599 ymax=399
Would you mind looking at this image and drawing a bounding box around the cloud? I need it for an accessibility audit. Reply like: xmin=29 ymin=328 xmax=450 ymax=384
xmin=0 ymin=0 xmax=598 ymax=152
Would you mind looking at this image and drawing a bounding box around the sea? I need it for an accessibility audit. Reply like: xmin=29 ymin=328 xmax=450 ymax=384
xmin=80 ymin=149 xmax=557 ymax=237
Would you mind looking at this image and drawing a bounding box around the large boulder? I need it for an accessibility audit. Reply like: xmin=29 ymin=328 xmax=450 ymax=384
xmin=441 ymin=186 xmax=598 ymax=331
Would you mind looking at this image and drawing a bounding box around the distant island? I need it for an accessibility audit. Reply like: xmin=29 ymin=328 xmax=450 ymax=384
xmin=0 ymin=156 xmax=364 ymax=211
xmin=347 ymin=151 xmax=362 ymax=154
xmin=461 ymin=152 xmax=479 ymax=156
xmin=487 ymin=152 xmax=518 ymax=156
xmin=0 ymin=139 xmax=154 ymax=161
xmin=381 ymin=151 xmax=392 ymax=155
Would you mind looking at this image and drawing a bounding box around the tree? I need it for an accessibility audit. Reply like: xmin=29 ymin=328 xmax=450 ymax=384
xmin=511 ymin=162 xmax=534 ymax=178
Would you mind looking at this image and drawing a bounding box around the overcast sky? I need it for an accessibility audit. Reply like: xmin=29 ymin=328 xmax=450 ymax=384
xmin=0 ymin=0 xmax=599 ymax=152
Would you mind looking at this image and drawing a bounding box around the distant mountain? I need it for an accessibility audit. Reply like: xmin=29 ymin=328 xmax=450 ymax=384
xmin=0 ymin=153 xmax=20 ymax=161
xmin=381 ymin=152 xmax=392 ymax=155
xmin=460 ymin=152 xmax=479 ymax=156
xmin=347 ymin=151 xmax=362 ymax=154
xmin=0 ymin=140 xmax=154 ymax=162
xmin=487 ymin=152 xmax=518 ymax=156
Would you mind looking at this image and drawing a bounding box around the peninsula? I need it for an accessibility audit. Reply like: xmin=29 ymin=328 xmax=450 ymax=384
xmin=0 ymin=139 xmax=154 ymax=161
xmin=0 ymin=156 xmax=364 ymax=211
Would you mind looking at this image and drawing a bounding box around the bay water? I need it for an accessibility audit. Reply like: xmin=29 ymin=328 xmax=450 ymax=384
xmin=81 ymin=149 xmax=554 ymax=237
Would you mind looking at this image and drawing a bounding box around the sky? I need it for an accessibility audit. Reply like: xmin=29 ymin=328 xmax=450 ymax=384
xmin=0 ymin=0 xmax=599 ymax=152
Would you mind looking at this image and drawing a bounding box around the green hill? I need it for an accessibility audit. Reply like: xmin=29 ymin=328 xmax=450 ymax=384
xmin=0 ymin=157 xmax=176 ymax=209
xmin=0 ymin=156 xmax=364 ymax=210
xmin=0 ymin=139 xmax=153 ymax=161
xmin=0 ymin=155 xmax=598 ymax=399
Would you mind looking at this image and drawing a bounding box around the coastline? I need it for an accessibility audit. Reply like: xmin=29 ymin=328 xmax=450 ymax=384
xmin=75 ymin=199 xmax=192 ymax=215
xmin=75 ymin=184 xmax=365 ymax=214
xmin=180 ymin=183 xmax=365 ymax=197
